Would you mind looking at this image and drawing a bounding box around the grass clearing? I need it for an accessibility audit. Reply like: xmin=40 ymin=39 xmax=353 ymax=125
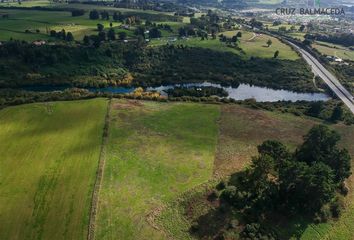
xmin=151 ymin=30 xmax=299 ymax=60
xmin=0 ymin=9 xmax=116 ymax=41
xmin=0 ymin=98 xmax=108 ymax=240
xmin=313 ymin=41 xmax=354 ymax=61
xmin=95 ymin=100 xmax=220 ymax=240
xmin=152 ymin=104 xmax=354 ymax=239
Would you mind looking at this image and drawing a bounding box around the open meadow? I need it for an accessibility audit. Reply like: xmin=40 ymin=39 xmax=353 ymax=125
xmin=95 ymin=100 xmax=220 ymax=240
xmin=0 ymin=9 xmax=115 ymax=41
xmin=151 ymin=30 xmax=299 ymax=60
xmin=0 ymin=3 xmax=177 ymax=41
xmin=0 ymin=98 xmax=353 ymax=240
xmin=0 ymin=99 xmax=107 ymax=240
xmin=313 ymin=41 xmax=354 ymax=61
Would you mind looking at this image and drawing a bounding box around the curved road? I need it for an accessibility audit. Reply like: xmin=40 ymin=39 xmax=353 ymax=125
xmin=287 ymin=41 xmax=354 ymax=114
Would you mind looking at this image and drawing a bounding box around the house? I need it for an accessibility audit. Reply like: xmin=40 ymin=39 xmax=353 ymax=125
xmin=32 ymin=40 xmax=46 ymax=46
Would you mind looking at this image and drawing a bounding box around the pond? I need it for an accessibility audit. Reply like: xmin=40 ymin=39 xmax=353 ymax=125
xmin=21 ymin=82 xmax=330 ymax=102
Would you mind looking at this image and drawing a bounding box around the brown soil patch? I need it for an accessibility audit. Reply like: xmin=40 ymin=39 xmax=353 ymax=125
xmin=113 ymin=100 xmax=143 ymax=110
xmin=214 ymin=105 xmax=318 ymax=176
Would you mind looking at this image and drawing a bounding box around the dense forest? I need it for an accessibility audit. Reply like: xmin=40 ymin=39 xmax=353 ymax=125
xmin=304 ymin=33 xmax=354 ymax=47
xmin=0 ymin=41 xmax=316 ymax=92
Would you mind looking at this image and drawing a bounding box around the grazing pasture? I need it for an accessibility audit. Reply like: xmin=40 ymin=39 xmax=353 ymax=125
xmin=313 ymin=41 xmax=354 ymax=61
xmin=0 ymin=99 xmax=107 ymax=240
xmin=151 ymin=104 xmax=354 ymax=240
xmin=95 ymin=100 xmax=220 ymax=240
xmin=0 ymin=98 xmax=352 ymax=239
xmin=151 ymin=30 xmax=299 ymax=60
xmin=0 ymin=9 xmax=115 ymax=41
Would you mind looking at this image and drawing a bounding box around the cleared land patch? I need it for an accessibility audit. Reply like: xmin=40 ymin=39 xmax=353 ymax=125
xmin=0 ymin=99 xmax=107 ymax=240
xmin=152 ymin=104 xmax=354 ymax=239
xmin=152 ymin=30 xmax=299 ymax=60
xmin=95 ymin=100 xmax=220 ymax=240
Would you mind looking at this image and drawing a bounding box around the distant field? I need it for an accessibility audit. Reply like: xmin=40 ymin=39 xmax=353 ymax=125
xmin=95 ymin=100 xmax=220 ymax=240
xmin=288 ymin=32 xmax=306 ymax=41
xmin=313 ymin=41 xmax=354 ymax=61
xmin=0 ymin=4 xmax=178 ymax=41
xmin=256 ymin=0 xmax=282 ymax=4
xmin=0 ymin=99 xmax=107 ymax=240
xmin=0 ymin=0 xmax=53 ymax=7
xmin=151 ymin=30 xmax=299 ymax=60
xmin=0 ymin=9 xmax=118 ymax=41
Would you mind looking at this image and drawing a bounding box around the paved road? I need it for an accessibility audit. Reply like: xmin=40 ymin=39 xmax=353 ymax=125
xmin=288 ymin=42 xmax=354 ymax=114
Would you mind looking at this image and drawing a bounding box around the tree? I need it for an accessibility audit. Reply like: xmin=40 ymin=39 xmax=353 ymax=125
xmin=236 ymin=31 xmax=242 ymax=38
xmin=101 ymin=11 xmax=109 ymax=20
xmin=231 ymin=35 xmax=238 ymax=43
xmin=89 ymin=10 xmax=100 ymax=20
xmin=273 ymin=50 xmax=279 ymax=58
xmin=307 ymin=101 xmax=324 ymax=117
xmin=113 ymin=11 xmax=123 ymax=22
xmin=118 ymin=32 xmax=127 ymax=40
xmin=257 ymin=140 xmax=290 ymax=169
xmin=71 ymin=9 xmax=85 ymax=17
xmin=178 ymin=27 xmax=187 ymax=37
xmin=107 ymin=28 xmax=116 ymax=40
xmin=83 ymin=35 xmax=90 ymax=45
xmin=134 ymin=26 xmax=145 ymax=37
xmin=299 ymin=24 xmax=306 ymax=32
xmin=49 ymin=30 xmax=56 ymax=37
xmin=148 ymin=28 xmax=161 ymax=39
xmin=266 ymin=39 xmax=272 ymax=47
xmin=145 ymin=20 xmax=152 ymax=26
xmin=331 ymin=104 xmax=344 ymax=122
xmin=221 ymin=125 xmax=351 ymax=221
xmin=97 ymin=23 xmax=104 ymax=32
xmin=296 ymin=125 xmax=351 ymax=183
xmin=98 ymin=31 xmax=106 ymax=41
xmin=303 ymin=39 xmax=312 ymax=46
xmin=66 ymin=32 xmax=74 ymax=42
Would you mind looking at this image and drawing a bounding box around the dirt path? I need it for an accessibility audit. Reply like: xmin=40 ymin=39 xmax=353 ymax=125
xmin=247 ymin=32 xmax=257 ymax=41
xmin=87 ymin=99 xmax=112 ymax=240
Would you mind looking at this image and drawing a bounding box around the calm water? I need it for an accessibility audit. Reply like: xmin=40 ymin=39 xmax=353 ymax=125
xmin=21 ymin=82 xmax=330 ymax=102
xmin=147 ymin=82 xmax=330 ymax=102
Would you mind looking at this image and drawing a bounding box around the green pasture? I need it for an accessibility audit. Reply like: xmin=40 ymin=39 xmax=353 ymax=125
xmin=0 ymin=99 xmax=107 ymax=240
xmin=313 ymin=41 xmax=354 ymax=61
xmin=0 ymin=9 xmax=117 ymax=41
xmin=95 ymin=100 xmax=220 ymax=240
xmin=151 ymin=30 xmax=299 ymax=60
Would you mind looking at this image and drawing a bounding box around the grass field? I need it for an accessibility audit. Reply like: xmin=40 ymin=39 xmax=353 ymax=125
xmin=149 ymin=104 xmax=354 ymax=239
xmin=0 ymin=9 xmax=117 ymax=41
xmin=313 ymin=41 xmax=354 ymax=61
xmin=95 ymin=100 xmax=220 ymax=240
xmin=151 ymin=30 xmax=299 ymax=60
xmin=0 ymin=99 xmax=107 ymax=240
xmin=0 ymin=98 xmax=353 ymax=239
xmin=0 ymin=4 xmax=177 ymax=41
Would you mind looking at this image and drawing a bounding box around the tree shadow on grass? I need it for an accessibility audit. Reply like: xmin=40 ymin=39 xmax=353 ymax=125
xmin=189 ymin=207 xmax=231 ymax=239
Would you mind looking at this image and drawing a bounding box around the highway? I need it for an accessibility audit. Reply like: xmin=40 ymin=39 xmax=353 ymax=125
xmin=287 ymin=41 xmax=354 ymax=114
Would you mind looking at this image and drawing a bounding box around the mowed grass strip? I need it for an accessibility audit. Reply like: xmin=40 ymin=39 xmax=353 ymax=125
xmin=0 ymin=99 xmax=108 ymax=240
xmin=95 ymin=100 xmax=220 ymax=240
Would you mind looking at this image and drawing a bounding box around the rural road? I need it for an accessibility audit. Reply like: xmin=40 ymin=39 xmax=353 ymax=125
xmin=287 ymin=42 xmax=354 ymax=114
